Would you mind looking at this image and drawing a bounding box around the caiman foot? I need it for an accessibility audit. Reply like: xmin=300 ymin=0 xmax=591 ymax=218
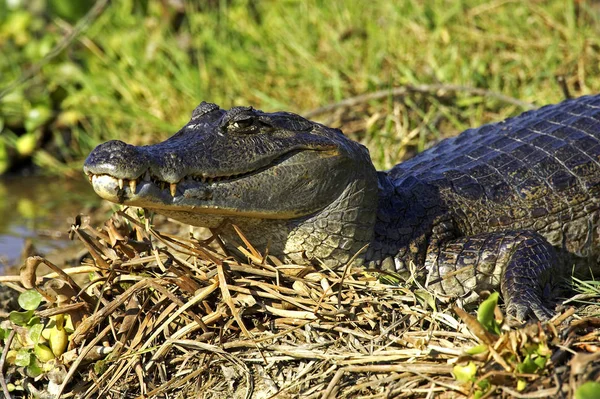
xmin=425 ymin=230 xmax=562 ymax=321
xmin=501 ymin=231 xmax=561 ymax=321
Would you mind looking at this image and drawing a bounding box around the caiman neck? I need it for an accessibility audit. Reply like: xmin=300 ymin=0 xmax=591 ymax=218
xmin=211 ymin=173 xmax=379 ymax=268
xmin=364 ymin=171 xmax=453 ymax=272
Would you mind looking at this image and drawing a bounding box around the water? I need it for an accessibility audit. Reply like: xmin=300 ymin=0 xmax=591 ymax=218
xmin=0 ymin=176 xmax=99 ymax=271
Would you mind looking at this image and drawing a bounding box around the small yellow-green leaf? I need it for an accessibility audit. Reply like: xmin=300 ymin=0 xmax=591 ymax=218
xmin=535 ymin=342 xmax=551 ymax=357
xmin=517 ymin=355 xmax=538 ymax=374
xmin=465 ymin=344 xmax=488 ymax=355
xmin=28 ymin=323 xmax=43 ymax=344
xmin=34 ymin=344 xmax=55 ymax=362
xmin=24 ymin=106 xmax=52 ymax=132
xmin=15 ymin=132 xmax=38 ymax=157
xmin=49 ymin=326 xmax=68 ymax=357
xmin=477 ymin=292 xmax=500 ymax=334
xmin=453 ymin=362 xmax=478 ymax=383
xmin=18 ymin=289 xmax=42 ymax=310
xmin=575 ymin=382 xmax=600 ymax=399
xmin=94 ymin=359 xmax=108 ymax=375
xmin=477 ymin=378 xmax=491 ymax=391
xmin=378 ymin=272 xmax=402 ymax=285
xmin=414 ymin=289 xmax=437 ymax=311
xmin=26 ymin=360 xmax=43 ymax=378
xmin=9 ymin=310 xmax=35 ymax=326
xmin=15 ymin=349 xmax=32 ymax=367
xmin=517 ymin=379 xmax=527 ymax=391
xmin=57 ymin=109 xmax=82 ymax=126
xmin=533 ymin=355 xmax=548 ymax=369
xmin=27 ymin=316 xmax=41 ymax=327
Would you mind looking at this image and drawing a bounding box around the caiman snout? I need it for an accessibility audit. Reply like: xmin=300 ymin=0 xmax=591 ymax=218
xmin=83 ymin=140 xmax=150 ymax=179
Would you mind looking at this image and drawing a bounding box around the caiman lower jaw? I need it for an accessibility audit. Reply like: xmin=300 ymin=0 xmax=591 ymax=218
xmin=85 ymin=172 xmax=311 ymax=220
xmin=86 ymin=171 xmax=242 ymax=206
xmin=86 ymin=170 xmax=234 ymax=199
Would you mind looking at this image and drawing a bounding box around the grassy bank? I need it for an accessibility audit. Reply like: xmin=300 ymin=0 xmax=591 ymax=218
xmin=1 ymin=0 xmax=599 ymax=174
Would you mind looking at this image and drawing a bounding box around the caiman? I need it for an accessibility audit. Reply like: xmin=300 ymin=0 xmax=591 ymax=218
xmin=83 ymin=95 xmax=600 ymax=320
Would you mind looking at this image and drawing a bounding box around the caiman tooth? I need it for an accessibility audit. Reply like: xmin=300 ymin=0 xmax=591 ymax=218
xmin=143 ymin=171 xmax=151 ymax=181
xmin=88 ymin=174 xmax=93 ymax=183
xmin=170 ymin=183 xmax=177 ymax=197
xmin=118 ymin=178 xmax=124 ymax=190
xmin=129 ymin=179 xmax=137 ymax=193
xmin=201 ymin=176 xmax=207 ymax=183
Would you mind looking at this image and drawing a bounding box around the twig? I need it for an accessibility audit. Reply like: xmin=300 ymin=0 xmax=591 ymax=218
xmin=336 ymin=244 xmax=368 ymax=309
xmin=303 ymin=84 xmax=536 ymax=119
xmin=555 ymin=75 xmax=572 ymax=100
xmin=0 ymin=330 xmax=15 ymax=399
xmin=0 ymin=0 xmax=110 ymax=100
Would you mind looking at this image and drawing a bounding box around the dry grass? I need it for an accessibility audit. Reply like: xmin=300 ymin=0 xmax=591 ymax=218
xmin=1 ymin=209 xmax=599 ymax=398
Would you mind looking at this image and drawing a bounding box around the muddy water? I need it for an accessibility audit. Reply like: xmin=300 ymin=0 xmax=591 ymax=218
xmin=0 ymin=176 xmax=100 ymax=272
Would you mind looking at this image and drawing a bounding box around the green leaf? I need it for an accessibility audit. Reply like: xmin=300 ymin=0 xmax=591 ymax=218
xmin=18 ymin=290 xmax=43 ymax=310
xmin=465 ymin=344 xmax=488 ymax=355
xmin=453 ymin=361 xmax=478 ymax=383
xmin=477 ymin=292 xmax=500 ymax=334
xmin=94 ymin=359 xmax=108 ymax=375
xmin=517 ymin=355 xmax=539 ymax=374
xmin=27 ymin=361 xmax=43 ymax=378
xmin=28 ymin=323 xmax=44 ymax=344
xmin=414 ymin=289 xmax=437 ymax=311
xmin=15 ymin=349 xmax=32 ymax=367
xmin=34 ymin=344 xmax=55 ymax=362
xmin=533 ymin=355 xmax=548 ymax=369
xmin=477 ymin=378 xmax=491 ymax=391
xmin=15 ymin=131 xmax=38 ymax=157
xmin=575 ymin=382 xmax=600 ymax=399
xmin=9 ymin=310 xmax=35 ymax=326
xmin=24 ymin=106 xmax=52 ymax=132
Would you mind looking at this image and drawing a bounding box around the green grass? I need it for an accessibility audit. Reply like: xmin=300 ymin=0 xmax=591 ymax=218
xmin=1 ymin=0 xmax=600 ymax=173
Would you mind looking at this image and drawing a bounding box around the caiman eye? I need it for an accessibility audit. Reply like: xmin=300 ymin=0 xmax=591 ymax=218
xmin=220 ymin=106 xmax=273 ymax=134
xmin=229 ymin=117 xmax=254 ymax=130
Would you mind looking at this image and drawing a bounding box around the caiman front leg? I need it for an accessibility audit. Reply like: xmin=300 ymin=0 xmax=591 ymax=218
xmin=423 ymin=230 xmax=563 ymax=320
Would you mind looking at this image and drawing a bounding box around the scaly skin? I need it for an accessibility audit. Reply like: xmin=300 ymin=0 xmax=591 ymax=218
xmin=84 ymin=95 xmax=600 ymax=320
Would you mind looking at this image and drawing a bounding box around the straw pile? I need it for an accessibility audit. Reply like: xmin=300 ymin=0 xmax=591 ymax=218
xmin=2 ymin=209 xmax=599 ymax=398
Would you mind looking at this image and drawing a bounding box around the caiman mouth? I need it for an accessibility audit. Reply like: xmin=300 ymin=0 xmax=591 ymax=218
xmin=86 ymin=167 xmax=257 ymax=198
xmin=85 ymin=148 xmax=332 ymax=202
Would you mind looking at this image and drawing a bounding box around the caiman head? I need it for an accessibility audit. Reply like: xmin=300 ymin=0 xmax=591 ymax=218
xmin=84 ymin=102 xmax=378 ymax=267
